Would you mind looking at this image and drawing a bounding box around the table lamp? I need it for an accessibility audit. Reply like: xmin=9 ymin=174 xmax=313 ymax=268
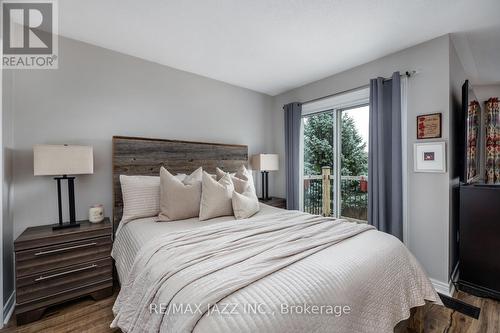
xmin=34 ymin=144 xmax=94 ymax=230
xmin=251 ymin=154 xmax=279 ymax=201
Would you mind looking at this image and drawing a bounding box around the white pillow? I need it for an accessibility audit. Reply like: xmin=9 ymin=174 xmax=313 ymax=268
xmin=215 ymin=167 xmax=226 ymax=179
xmin=120 ymin=175 xmax=160 ymax=224
xmin=232 ymin=189 xmax=260 ymax=219
xmin=199 ymin=171 xmax=234 ymax=221
xmin=216 ymin=165 xmax=255 ymax=194
xmin=182 ymin=167 xmax=203 ymax=184
xmin=215 ymin=167 xmax=231 ymax=180
xmin=157 ymin=167 xmax=203 ymax=221
xmin=215 ymin=167 xmax=246 ymax=192
xmin=175 ymin=173 xmax=187 ymax=182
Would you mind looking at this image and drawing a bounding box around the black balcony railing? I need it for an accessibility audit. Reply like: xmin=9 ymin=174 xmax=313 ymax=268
xmin=303 ymin=174 xmax=368 ymax=221
xmin=303 ymin=176 xmax=326 ymax=215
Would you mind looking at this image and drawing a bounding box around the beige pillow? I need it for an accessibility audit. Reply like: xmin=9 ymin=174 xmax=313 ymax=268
xmin=232 ymin=189 xmax=260 ymax=219
xmin=120 ymin=175 xmax=160 ymax=224
xmin=199 ymin=171 xmax=234 ymax=221
xmin=157 ymin=167 xmax=202 ymax=221
xmin=216 ymin=166 xmax=255 ymax=194
xmin=215 ymin=167 xmax=227 ymax=180
xmin=235 ymin=165 xmax=256 ymax=193
xmin=174 ymin=173 xmax=187 ymax=182
xmin=183 ymin=167 xmax=203 ymax=184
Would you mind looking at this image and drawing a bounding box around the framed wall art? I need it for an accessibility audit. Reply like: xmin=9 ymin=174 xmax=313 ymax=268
xmin=417 ymin=113 xmax=442 ymax=139
xmin=414 ymin=142 xmax=446 ymax=173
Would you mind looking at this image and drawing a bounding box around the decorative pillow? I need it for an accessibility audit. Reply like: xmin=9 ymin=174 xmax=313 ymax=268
xmin=182 ymin=167 xmax=203 ymax=184
xmin=120 ymin=175 xmax=160 ymax=224
xmin=235 ymin=165 xmax=256 ymax=193
xmin=157 ymin=167 xmax=203 ymax=221
xmin=199 ymin=171 xmax=234 ymax=221
xmin=215 ymin=165 xmax=255 ymax=194
xmin=215 ymin=167 xmax=227 ymax=180
xmin=174 ymin=173 xmax=187 ymax=182
xmin=232 ymin=189 xmax=260 ymax=219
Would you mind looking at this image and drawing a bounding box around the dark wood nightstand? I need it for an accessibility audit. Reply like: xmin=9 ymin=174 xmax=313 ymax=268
xmin=14 ymin=218 xmax=113 ymax=325
xmin=259 ymin=197 xmax=286 ymax=209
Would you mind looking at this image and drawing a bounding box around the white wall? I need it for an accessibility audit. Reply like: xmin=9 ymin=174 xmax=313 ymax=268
xmin=10 ymin=36 xmax=274 ymax=239
xmin=271 ymin=35 xmax=452 ymax=284
xmin=474 ymin=84 xmax=500 ymax=103
xmin=2 ymin=62 xmax=15 ymax=323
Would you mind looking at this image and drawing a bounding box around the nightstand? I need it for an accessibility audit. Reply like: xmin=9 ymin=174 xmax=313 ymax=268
xmin=14 ymin=218 xmax=113 ymax=325
xmin=259 ymin=197 xmax=286 ymax=209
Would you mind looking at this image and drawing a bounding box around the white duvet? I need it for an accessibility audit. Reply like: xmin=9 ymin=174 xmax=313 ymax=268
xmin=112 ymin=210 xmax=439 ymax=333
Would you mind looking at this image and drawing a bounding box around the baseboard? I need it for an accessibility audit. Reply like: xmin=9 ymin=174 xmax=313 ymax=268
xmin=430 ymin=264 xmax=460 ymax=297
xmin=458 ymin=280 xmax=500 ymax=301
xmin=431 ymin=278 xmax=452 ymax=297
xmin=3 ymin=291 xmax=15 ymax=326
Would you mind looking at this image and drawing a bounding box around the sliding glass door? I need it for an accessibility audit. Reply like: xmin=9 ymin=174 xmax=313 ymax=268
xmin=339 ymin=105 xmax=369 ymax=221
xmin=302 ymin=104 xmax=369 ymax=222
xmin=303 ymin=110 xmax=335 ymax=215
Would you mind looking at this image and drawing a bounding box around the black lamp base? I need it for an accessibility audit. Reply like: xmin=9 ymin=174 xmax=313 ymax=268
xmin=53 ymin=175 xmax=79 ymax=231
xmin=260 ymin=171 xmax=271 ymax=201
xmin=52 ymin=222 xmax=80 ymax=230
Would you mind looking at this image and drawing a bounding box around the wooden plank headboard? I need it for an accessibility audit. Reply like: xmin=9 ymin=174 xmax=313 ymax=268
xmin=112 ymin=136 xmax=248 ymax=232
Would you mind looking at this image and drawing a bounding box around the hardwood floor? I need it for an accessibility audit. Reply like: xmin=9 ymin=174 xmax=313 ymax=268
xmin=396 ymin=291 xmax=500 ymax=333
xmin=1 ymin=290 xmax=119 ymax=333
xmin=1 ymin=290 xmax=498 ymax=332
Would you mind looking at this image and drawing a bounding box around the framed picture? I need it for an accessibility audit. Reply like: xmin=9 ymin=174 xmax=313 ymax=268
xmin=417 ymin=113 xmax=442 ymax=139
xmin=414 ymin=142 xmax=446 ymax=173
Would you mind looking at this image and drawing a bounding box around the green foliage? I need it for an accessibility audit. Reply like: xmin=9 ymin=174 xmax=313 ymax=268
xmin=303 ymin=112 xmax=333 ymax=175
xmin=303 ymin=111 xmax=369 ymax=217
xmin=340 ymin=114 xmax=368 ymax=176
xmin=304 ymin=112 xmax=368 ymax=220
xmin=303 ymin=112 xmax=368 ymax=176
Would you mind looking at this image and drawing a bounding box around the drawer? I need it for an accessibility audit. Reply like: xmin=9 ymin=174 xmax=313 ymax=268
xmin=15 ymin=236 xmax=112 ymax=277
xmin=16 ymin=279 xmax=113 ymax=316
xmin=16 ymin=257 xmax=112 ymax=304
xmin=14 ymin=220 xmax=112 ymax=252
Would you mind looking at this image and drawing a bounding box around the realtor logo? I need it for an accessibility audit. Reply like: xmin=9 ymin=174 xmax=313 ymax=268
xmin=2 ymin=0 xmax=58 ymax=69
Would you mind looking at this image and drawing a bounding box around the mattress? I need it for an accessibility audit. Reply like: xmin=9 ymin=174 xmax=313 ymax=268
xmin=112 ymin=203 xmax=283 ymax=283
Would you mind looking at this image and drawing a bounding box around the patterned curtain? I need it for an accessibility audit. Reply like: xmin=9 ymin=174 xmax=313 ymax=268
xmin=485 ymin=97 xmax=500 ymax=184
xmin=466 ymin=101 xmax=480 ymax=181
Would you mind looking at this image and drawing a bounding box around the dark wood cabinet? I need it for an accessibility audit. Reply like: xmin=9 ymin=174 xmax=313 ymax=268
xmin=14 ymin=219 xmax=113 ymax=324
xmin=458 ymin=185 xmax=500 ymax=300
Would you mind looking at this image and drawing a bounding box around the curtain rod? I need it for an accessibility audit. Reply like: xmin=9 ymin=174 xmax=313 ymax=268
xmin=296 ymin=70 xmax=417 ymax=106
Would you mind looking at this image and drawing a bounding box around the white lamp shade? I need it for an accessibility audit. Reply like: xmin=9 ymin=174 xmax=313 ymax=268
xmin=251 ymin=154 xmax=279 ymax=171
xmin=34 ymin=144 xmax=94 ymax=176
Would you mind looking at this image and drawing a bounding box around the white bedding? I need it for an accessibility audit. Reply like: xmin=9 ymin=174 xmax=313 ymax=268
xmin=112 ymin=203 xmax=283 ymax=283
xmin=112 ymin=207 xmax=439 ymax=333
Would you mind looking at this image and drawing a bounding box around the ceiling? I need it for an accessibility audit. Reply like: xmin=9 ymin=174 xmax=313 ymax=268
xmin=452 ymin=26 xmax=500 ymax=87
xmin=58 ymin=0 xmax=500 ymax=95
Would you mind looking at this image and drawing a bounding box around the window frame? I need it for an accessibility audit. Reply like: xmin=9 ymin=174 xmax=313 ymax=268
xmin=300 ymin=87 xmax=369 ymax=218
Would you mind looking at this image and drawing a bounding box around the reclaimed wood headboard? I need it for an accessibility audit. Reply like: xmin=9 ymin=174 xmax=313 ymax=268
xmin=112 ymin=136 xmax=248 ymax=233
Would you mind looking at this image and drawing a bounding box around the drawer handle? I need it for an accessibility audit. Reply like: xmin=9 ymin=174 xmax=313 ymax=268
xmin=35 ymin=264 xmax=98 ymax=282
xmin=34 ymin=242 xmax=98 ymax=256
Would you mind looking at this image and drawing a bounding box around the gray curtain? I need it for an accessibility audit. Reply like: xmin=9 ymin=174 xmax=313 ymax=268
xmin=284 ymin=102 xmax=302 ymax=210
xmin=368 ymin=72 xmax=403 ymax=240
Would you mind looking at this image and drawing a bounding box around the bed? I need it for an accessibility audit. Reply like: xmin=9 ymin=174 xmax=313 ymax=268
xmin=110 ymin=136 xmax=439 ymax=333
xmin=112 ymin=203 xmax=284 ymax=283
